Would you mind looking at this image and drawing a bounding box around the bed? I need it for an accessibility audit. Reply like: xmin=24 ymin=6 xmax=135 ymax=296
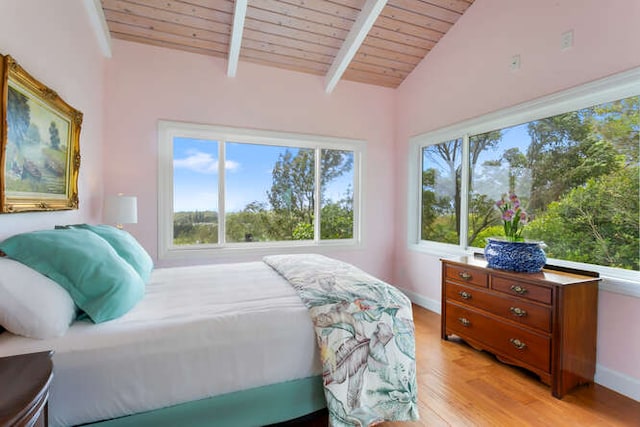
xmin=0 ymin=226 xmax=418 ymax=427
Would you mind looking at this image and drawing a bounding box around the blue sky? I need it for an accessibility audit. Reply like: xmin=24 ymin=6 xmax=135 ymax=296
xmin=173 ymin=138 xmax=352 ymax=213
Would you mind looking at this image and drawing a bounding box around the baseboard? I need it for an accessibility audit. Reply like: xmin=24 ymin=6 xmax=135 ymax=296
xmin=399 ymin=288 xmax=441 ymax=314
xmin=400 ymin=288 xmax=639 ymax=403
xmin=595 ymin=364 xmax=640 ymax=402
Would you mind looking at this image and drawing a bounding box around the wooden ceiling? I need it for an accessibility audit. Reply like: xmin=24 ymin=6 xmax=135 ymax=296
xmin=100 ymin=0 xmax=475 ymax=90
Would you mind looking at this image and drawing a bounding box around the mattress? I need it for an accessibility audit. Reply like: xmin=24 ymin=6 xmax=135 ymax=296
xmin=0 ymin=261 xmax=322 ymax=427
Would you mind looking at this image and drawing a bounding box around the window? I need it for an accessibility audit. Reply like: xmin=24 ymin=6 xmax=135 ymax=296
xmin=410 ymin=68 xmax=640 ymax=282
xmin=159 ymin=122 xmax=363 ymax=258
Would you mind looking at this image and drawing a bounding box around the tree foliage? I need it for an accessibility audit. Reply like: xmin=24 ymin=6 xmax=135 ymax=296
xmin=173 ymin=210 xmax=218 ymax=244
xmin=421 ymin=95 xmax=639 ymax=270
xmin=526 ymin=166 xmax=639 ymax=270
xmin=421 ymin=131 xmax=502 ymax=243
xmin=175 ymin=148 xmax=354 ymax=244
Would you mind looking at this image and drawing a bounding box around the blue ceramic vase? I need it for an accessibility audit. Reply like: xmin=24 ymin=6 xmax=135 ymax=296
xmin=484 ymin=238 xmax=546 ymax=273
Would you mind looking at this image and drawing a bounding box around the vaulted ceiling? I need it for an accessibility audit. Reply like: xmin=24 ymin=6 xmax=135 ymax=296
xmin=97 ymin=0 xmax=475 ymax=91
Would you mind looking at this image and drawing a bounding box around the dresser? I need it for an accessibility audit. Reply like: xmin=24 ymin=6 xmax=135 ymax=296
xmin=441 ymin=256 xmax=599 ymax=398
xmin=0 ymin=351 xmax=53 ymax=426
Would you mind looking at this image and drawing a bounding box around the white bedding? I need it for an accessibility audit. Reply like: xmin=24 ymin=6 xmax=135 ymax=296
xmin=0 ymin=261 xmax=322 ymax=427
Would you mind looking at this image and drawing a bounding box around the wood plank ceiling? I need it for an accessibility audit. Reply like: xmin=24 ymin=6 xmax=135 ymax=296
xmin=101 ymin=0 xmax=475 ymax=89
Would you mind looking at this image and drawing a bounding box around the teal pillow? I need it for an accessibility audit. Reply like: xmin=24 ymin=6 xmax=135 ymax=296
xmin=69 ymin=224 xmax=153 ymax=283
xmin=0 ymin=229 xmax=145 ymax=323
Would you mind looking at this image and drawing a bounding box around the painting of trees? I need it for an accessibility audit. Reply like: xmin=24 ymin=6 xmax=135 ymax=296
xmin=7 ymin=86 xmax=30 ymax=147
xmin=49 ymin=121 xmax=61 ymax=150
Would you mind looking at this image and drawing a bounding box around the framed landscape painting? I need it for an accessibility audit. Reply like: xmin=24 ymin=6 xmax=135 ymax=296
xmin=0 ymin=54 xmax=82 ymax=213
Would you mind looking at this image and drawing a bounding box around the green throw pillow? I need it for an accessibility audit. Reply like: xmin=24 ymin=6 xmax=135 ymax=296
xmin=69 ymin=224 xmax=154 ymax=283
xmin=0 ymin=229 xmax=145 ymax=323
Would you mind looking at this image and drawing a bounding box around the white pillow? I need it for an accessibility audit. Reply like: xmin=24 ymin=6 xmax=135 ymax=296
xmin=0 ymin=257 xmax=76 ymax=339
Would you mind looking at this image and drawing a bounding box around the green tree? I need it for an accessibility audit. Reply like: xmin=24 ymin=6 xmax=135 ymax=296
xmin=173 ymin=210 xmax=218 ymax=244
xmin=423 ymin=131 xmax=501 ymax=243
xmin=525 ymin=96 xmax=639 ymax=270
xmin=225 ymin=202 xmax=277 ymax=242
xmin=267 ymin=149 xmax=315 ymax=237
xmin=590 ymin=96 xmax=639 ymax=164
xmin=267 ymin=148 xmax=352 ymax=239
xmin=526 ymin=111 xmax=619 ymax=212
xmin=321 ymin=187 xmax=353 ymax=239
xmin=527 ymin=166 xmax=639 ymax=270
xmin=420 ymin=168 xmax=438 ymax=240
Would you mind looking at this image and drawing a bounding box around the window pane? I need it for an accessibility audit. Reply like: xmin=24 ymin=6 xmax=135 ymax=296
xmin=468 ymin=125 xmax=531 ymax=247
xmin=321 ymin=149 xmax=354 ymax=240
xmin=225 ymin=143 xmax=315 ymax=242
xmin=172 ymin=137 xmax=219 ymax=245
xmin=469 ymin=95 xmax=639 ymax=271
xmin=421 ymin=139 xmax=463 ymax=244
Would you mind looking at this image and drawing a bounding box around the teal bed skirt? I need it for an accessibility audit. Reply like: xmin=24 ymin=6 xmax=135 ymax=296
xmin=82 ymin=376 xmax=326 ymax=427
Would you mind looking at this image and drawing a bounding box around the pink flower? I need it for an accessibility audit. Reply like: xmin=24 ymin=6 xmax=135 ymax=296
xmin=496 ymin=192 xmax=528 ymax=242
xmin=502 ymin=209 xmax=514 ymax=221
xmin=519 ymin=211 xmax=528 ymax=224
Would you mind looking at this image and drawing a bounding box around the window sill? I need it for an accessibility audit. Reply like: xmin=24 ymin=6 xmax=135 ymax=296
xmin=159 ymin=239 xmax=362 ymax=262
xmin=408 ymin=242 xmax=640 ymax=299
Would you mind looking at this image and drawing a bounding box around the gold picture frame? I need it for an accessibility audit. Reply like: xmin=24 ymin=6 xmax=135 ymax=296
xmin=0 ymin=54 xmax=82 ymax=213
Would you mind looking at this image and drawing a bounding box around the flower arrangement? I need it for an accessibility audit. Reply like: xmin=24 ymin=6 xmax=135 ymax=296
xmin=495 ymin=192 xmax=528 ymax=242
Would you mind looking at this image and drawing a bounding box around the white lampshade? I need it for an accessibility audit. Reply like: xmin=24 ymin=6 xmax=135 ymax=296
xmin=104 ymin=195 xmax=138 ymax=228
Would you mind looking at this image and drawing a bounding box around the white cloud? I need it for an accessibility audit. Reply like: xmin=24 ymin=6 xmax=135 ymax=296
xmin=174 ymin=150 xmax=240 ymax=174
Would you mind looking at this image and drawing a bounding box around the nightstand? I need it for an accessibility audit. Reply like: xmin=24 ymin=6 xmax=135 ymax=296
xmin=0 ymin=351 xmax=53 ymax=426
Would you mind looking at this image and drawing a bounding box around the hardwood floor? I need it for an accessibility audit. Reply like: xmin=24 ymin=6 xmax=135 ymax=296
xmin=283 ymin=304 xmax=638 ymax=426
xmin=379 ymin=305 xmax=640 ymax=426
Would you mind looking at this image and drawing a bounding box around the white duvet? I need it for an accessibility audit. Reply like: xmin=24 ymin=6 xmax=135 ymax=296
xmin=0 ymin=262 xmax=322 ymax=427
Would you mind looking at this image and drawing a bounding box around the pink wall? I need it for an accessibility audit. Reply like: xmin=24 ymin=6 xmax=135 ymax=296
xmin=103 ymin=39 xmax=397 ymax=280
xmin=0 ymin=1 xmax=105 ymax=239
xmin=395 ymin=0 xmax=640 ymax=395
xmin=1 ymin=0 xmax=637 ymax=401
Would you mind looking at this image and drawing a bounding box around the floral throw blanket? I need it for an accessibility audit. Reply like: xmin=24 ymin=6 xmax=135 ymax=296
xmin=263 ymin=254 xmax=419 ymax=427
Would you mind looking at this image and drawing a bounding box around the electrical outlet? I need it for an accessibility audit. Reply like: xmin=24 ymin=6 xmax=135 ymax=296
xmin=561 ymin=30 xmax=574 ymax=50
xmin=510 ymin=54 xmax=521 ymax=70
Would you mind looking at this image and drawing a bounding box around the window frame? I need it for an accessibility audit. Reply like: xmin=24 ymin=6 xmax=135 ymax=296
xmin=158 ymin=121 xmax=365 ymax=260
xmin=408 ymin=67 xmax=640 ymax=294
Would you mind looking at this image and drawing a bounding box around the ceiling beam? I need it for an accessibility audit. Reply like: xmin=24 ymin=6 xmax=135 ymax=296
xmin=83 ymin=0 xmax=112 ymax=58
xmin=324 ymin=0 xmax=387 ymax=93
xmin=227 ymin=0 xmax=248 ymax=77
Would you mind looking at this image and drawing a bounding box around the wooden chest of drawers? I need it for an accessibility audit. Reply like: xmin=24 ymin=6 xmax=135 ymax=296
xmin=441 ymin=256 xmax=599 ymax=398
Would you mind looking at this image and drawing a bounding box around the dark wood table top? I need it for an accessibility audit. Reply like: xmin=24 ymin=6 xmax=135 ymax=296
xmin=0 ymin=351 xmax=53 ymax=425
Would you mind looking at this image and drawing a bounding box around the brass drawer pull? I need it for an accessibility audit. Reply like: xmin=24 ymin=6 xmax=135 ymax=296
xmin=458 ymin=317 xmax=470 ymax=327
xmin=510 ymin=307 xmax=527 ymax=317
xmin=509 ymin=338 xmax=527 ymax=350
xmin=458 ymin=271 xmax=472 ymax=280
xmin=458 ymin=291 xmax=472 ymax=300
xmin=510 ymin=285 xmax=528 ymax=295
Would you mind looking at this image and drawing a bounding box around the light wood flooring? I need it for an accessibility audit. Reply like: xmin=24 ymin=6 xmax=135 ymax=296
xmin=379 ymin=305 xmax=640 ymax=426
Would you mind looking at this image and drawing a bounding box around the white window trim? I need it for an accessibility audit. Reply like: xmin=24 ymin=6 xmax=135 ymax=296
xmin=158 ymin=121 xmax=365 ymax=261
xmin=407 ymin=67 xmax=640 ymax=297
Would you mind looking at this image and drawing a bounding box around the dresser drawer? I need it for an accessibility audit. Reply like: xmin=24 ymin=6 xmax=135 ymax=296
xmin=445 ymin=282 xmax=552 ymax=332
xmin=492 ymin=276 xmax=552 ymax=304
xmin=444 ymin=264 xmax=488 ymax=288
xmin=446 ymin=302 xmax=551 ymax=373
